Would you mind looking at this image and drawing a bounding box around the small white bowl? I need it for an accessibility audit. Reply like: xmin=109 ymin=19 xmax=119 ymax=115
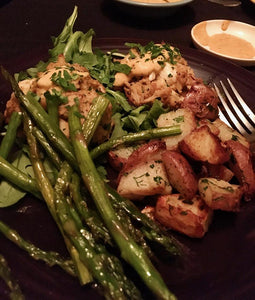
xmin=114 ymin=0 xmax=194 ymax=17
xmin=191 ymin=20 xmax=255 ymax=66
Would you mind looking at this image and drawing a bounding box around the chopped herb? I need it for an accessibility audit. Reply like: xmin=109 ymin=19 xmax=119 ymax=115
xmin=133 ymin=173 xmax=150 ymax=187
xmin=231 ymin=135 xmax=238 ymax=141
xmin=182 ymin=199 xmax=194 ymax=205
xmin=201 ymin=178 xmax=209 ymax=184
xmin=124 ymin=41 xmax=181 ymax=65
xmin=51 ymin=70 xmax=78 ymax=91
xmin=180 ymin=211 xmax=188 ymax=216
xmin=155 ymin=160 xmax=163 ymax=164
xmin=129 ymin=50 xmax=136 ymax=59
xmin=157 ymin=61 xmax=165 ymax=66
xmin=113 ymin=62 xmax=131 ymax=74
xmin=44 ymin=89 xmax=68 ymax=105
xmin=173 ymin=115 xmax=184 ymax=123
xmin=201 ymin=178 xmax=235 ymax=193
xmin=212 ymin=196 xmax=224 ymax=202
xmin=153 ymin=176 xmax=163 ymax=184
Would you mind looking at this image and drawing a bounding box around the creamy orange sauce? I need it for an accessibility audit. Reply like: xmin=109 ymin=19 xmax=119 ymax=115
xmin=193 ymin=21 xmax=255 ymax=59
xmin=221 ymin=20 xmax=230 ymax=31
xmin=131 ymin=0 xmax=180 ymax=3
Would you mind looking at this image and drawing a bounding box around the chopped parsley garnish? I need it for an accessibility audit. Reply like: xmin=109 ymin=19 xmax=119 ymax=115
xmin=153 ymin=176 xmax=163 ymax=184
xmin=173 ymin=115 xmax=184 ymax=123
xmin=125 ymin=41 xmax=181 ymax=65
xmin=44 ymin=89 xmax=68 ymax=105
xmin=51 ymin=70 xmax=78 ymax=91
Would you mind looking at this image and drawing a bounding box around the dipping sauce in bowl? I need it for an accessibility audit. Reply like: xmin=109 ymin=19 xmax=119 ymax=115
xmin=114 ymin=0 xmax=194 ymax=17
xmin=191 ymin=20 xmax=255 ymax=66
xmin=130 ymin=0 xmax=181 ymax=2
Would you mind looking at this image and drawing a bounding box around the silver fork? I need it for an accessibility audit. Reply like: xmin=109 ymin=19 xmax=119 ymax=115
xmin=214 ymin=78 xmax=255 ymax=143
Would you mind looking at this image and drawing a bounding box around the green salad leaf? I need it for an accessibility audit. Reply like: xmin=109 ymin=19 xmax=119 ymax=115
xmin=0 ymin=151 xmax=34 ymax=208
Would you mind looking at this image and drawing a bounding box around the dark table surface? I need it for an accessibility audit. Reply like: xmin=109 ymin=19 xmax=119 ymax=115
xmin=0 ymin=0 xmax=255 ymax=73
xmin=0 ymin=1 xmax=255 ymax=300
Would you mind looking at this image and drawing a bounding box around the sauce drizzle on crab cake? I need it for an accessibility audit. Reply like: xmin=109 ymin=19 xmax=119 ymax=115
xmin=4 ymin=54 xmax=112 ymax=143
xmin=114 ymin=42 xmax=219 ymax=120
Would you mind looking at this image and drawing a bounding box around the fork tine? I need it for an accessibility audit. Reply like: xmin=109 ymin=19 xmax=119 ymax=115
xmin=218 ymin=106 xmax=232 ymax=128
xmin=227 ymin=78 xmax=255 ymax=124
xmin=220 ymin=81 xmax=254 ymax=134
xmin=213 ymin=83 xmax=248 ymax=136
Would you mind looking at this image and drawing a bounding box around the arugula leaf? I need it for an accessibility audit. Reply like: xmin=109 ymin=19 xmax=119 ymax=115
xmin=112 ymin=62 xmax=131 ymax=74
xmin=110 ymin=99 xmax=169 ymax=138
xmin=64 ymin=29 xmax=95 ymax=62
xmin=73 ymin=52 xmax=98 ymax=68
xmin=110 ymin=113 xmax=128 ymax=139
xmin=15 ymin=61 xmax=48 ymax=82
xmin=49 ymin=6 xmax=78 ymax=60
xmin=26 ymin=61 xmax=49 ymax=78
xmin=106 ymin=89 xmax=132 ymax=113
xmin=141 ymin=99 xmax=170 ymax=129
xmin=0 ymin=151 xmax=34 ymax=208
xmin=122 ymin=106 xmax=148 ymax=132
xmin=15 ymin=7 xmax=79 ymax=81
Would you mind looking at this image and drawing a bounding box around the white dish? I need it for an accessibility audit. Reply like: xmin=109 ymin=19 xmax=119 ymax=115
xmin=191 ymin=20 xmax=255 ymax=66
xmin=114 ymin=0 xmax=194 ymax=17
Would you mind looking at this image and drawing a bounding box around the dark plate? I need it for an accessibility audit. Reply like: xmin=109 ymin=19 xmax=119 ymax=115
xmin=0 ymin=38 xmax=255 ymax=300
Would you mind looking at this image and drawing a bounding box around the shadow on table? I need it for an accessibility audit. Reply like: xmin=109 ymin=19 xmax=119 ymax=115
xmin=0 ymin=0 xmax=12 ymax=8
xmin=101 ymin=0 xmax=195 ymax=30
xmin=241 ymin=0 xmax=255 ymax=20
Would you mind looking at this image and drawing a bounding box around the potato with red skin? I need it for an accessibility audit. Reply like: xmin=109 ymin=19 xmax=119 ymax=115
xmin=226 ymin=140 xmax=255 ymax=201
xmin=179 ymin=125 xmax=229 ymax=165
xmin=117 ymin=140 xmax=165 ymax=180
xmin=203 ymin=164 xmax=234 ymax=182
xmin=155 ymin=194 xmax=213 ymax=238
xmin=157 ymin=108 xmax=197 ymax=151
xmin=198 ymin=178 xmax=243 ymax=212
xmin=213 ymin=118 xmax=250 ymax=149
xmin=108 ymin=145 xmax=139 ymax=171
xmin=181 ymin=80 xmax=219 ymax=120
xmin=141 ymin=206 xmax=156 ymax=221
xmin=162 ymin=150 xmax=197 ymax=200
xmin=117 ymin=141 xmax=172 ymax=200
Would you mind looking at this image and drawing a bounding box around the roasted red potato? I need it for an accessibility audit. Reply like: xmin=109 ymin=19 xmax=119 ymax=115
xmin=197 ymin=118 xmax=220 ymax=136
xmin=181 ymin=80 xmax=219 ymax=120
xmin=117 ymin=141 xmax=171 ymax=200
xmin=141 ymin=206 xmax=156 ymax=221
xmin=204 ymin=164 xmax=234 ymax=182
xmin=155 ymin=194 xmax=213 ymax=238
xmin=162 ymin=150 xmax=197 ymax=200
xmin=198 ymin=178 xmax=243 ymax=212
xmin=179 ymin=125 xmax=229 ymax=165
xmin=226 ymin=140 xmax=255 ymax=201
xmin=157 ymin=108 xmax=197 ymax=150
xmin=108 ymin=145 xmax=139 ymax=171
xmin=213 ymin=118 xmax=250 ymax=149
